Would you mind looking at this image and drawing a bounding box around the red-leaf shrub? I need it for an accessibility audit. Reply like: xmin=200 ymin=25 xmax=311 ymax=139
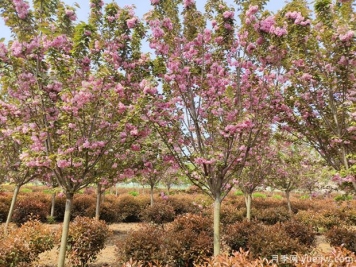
xmin=140 ymin=202 xmax=176 ymax=224
xmin=325 ymin=226 xmax=356 ymax=253
xmin=164 ymin=195 xmax=202 ymax=215
xmin=254 ymin=206 xmax=291 ymax=225
xmin=117 ymin=213 xmax=213 ymax=266
xmin=95 ymin=196 xmax=118 ymax=223
xmin=247 ymin=223 xmax=308 ymax=259
xmin=165 ymin=213 xmax=214 ymax=266
xmin=52 ymin=195 xmax=66 ymax=221
xmin=64 ymin=216 xmax=111 ymax=267
xmin=294 ymin=210 xmax=323 ymax=231
xmin=71 ymin=194 xmax=96 ymax=218
xmin=223 ymin=221 xmax=261 ymax=253
xmin=115 ymin=195 xmax=146 ymax=222
xmin=220 ymin=204 xmax=245 ymax=225
xmin=198 ymin=250 xmax=278 ymax=267
xmin=281 ymin=220 xmax=316 ymax=247
xmin=0 ymin=193 xmax=11 ymax=223
xmin=0 ymin=220 xmax=55 ymax=267
xmin=12 ymin=193 xmax=50 ymax=225
xmin=116 ymin=224 xmax=166 ymax=265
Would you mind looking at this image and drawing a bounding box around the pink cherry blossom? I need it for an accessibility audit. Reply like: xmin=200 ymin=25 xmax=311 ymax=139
xmin=223 ymin=11 xmax=234 ymax=19
xmin=259 ymin=16 xmax=275 ymax=33
xmin=10 ymin=41 xmax=23 ymax=57
xmin=339 ymin=30 xmax=354 ymax=42
xmin=65 ymin=9 xmax=77 ymax=21
xmin=13 ymin=0 xmax=30 ymax=19
xmin=183 ymin=0 xmax=195 ymax=8
xmin=126 ymin=17 xmax=137 ymax=29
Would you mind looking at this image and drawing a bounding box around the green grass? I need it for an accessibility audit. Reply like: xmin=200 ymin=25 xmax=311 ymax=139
xmin=334 ymin=194 xmax=353 ymax=202
xmin=128 ymin=190 xmax=139 ymax=197
xmin=20 ymin=188 xmax=32 ymax=193
xmin=234 ymin=190 xmax=244 ymax=196
xmin=272 ymin=194 xmax=283 ymax=200
xmin=300 ymin=194 xmax=310 ymax=200
xmin=252 ymin=192 xmax=266 ymax=199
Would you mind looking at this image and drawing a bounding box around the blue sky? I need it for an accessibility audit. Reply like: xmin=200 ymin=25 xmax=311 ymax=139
xmin=0 ymin=0 xmax=285 ymax=41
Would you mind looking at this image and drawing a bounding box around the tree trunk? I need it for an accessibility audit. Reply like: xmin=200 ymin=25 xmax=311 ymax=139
xmin=213 ymin=194 xmax=221 ymax=256
xmin=57 ymin=192 xmax=74 ymax=267
xmin=95 ymin=183 xmax=102 ymax=220
xmin=50 ymin=192 xmax=56 ymax=218
xmin=244 ymin=193 xmax=252 ymax=222
xmin=150 ymin=186 xmax=154 ymax=207
xmin=285 ymin=190 xmax=292 ymax=214
xmin=4 ymin=184 xmax=20 ymax=235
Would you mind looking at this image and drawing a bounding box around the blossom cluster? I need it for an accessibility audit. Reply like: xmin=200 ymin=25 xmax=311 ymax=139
xmin=13 ymin=0 xmax=30 ymax=19
xmin=285 ymin=11 xmax=311 ymax=26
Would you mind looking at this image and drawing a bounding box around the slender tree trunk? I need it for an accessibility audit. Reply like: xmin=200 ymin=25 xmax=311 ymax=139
xmin=213 ymin=194 xmax=221 ymax=256
xmin=150 ymin=186 xmax=154 ymax=207
xmin=244 ymin=193 xmax=252 ymax=222
xmin=50 ymin=192 xmax=56 ymax=217
xmin=285 ymin=190 xmax=292 ymax=214
xmin=95 ymin=183 xmax=102 ymax=220
xmin=4 ymin=184 xmax=20 ymax=235
xmin=58 ymin=192 xmax=74 ymax=267
xmin=341 ymin=146 xmax=356 ymax=192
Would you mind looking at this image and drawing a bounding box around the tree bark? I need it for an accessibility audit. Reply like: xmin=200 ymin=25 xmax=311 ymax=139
xmin=244 ymin=193 xmax=252 ymax=222
xmin=57 ymin=192 xmax=74 ymax=267
xmin=150 ymin=185 xmax=154 ymax=207
xmin=50 ymin=191 xmax=56 ymax=218
xmin=4 ymin=184 xmax=20 ymax=235
xmin=213 ymin=194 xmax=221 ymax=256
xmin=95 ymin=183 xmax=102 ymax=220
xmin=285 ymin=190 xmax=292 ymax=214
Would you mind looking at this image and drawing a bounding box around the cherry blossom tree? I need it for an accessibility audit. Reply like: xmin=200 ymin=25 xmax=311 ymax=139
xmin=267 ymin=139 xmax=324 ymax=213
xmin=143 ymin=0 xmax=279 ymax=255
xmin=161 ymin=165 xmax=182 ymax=194
xmin=0 ymin=0 xmax=148 ymax=265
xmin=236 ymin=136 xmax=275 ymax=221
xmin=92 ymin=140 xmax=142 ymax=220
xmin=242 ymin=0 xmax=356 ymax=192
xmin=136 ymin=135 xmax=175 ymax=206
xmin=0 ymin=126 xmax=41 ymax=234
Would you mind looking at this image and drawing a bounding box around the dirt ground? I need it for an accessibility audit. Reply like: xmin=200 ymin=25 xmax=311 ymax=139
xmin=33 ymin=223 xmax=332 ymax=267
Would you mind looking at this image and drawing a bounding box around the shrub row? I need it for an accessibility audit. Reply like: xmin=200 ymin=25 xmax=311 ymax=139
xmin=1 ymin=190 xmax=356 ymax=227
xmin=2 ymin=192 xmax=208 ymax=225
xmin=117 ymin=215 xmax=316 ymax=266
xmin=119 ymin=247 xmax=356 ymax=267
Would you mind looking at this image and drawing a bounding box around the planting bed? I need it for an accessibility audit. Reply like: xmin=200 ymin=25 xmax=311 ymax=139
xmin=32 ymin=223 xmax=333 ymax=267
xmin=35 ymin=223 xmax=142 ymax=267
xmin=1 ymin=187 xmax=356 ymax=266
